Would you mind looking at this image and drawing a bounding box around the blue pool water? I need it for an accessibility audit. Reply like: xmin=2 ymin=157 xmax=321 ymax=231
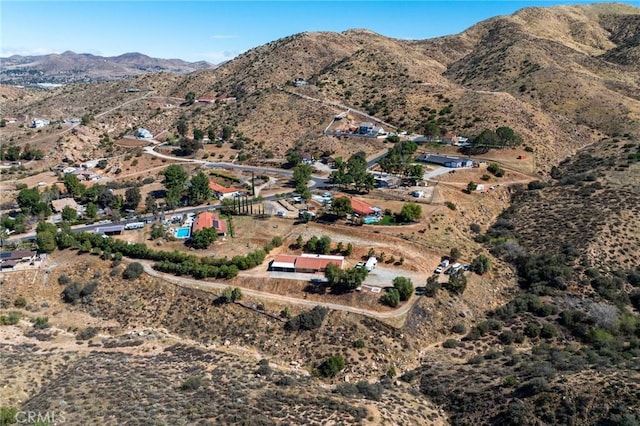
xmin=175 ymin=227 xmax=191 ymax=238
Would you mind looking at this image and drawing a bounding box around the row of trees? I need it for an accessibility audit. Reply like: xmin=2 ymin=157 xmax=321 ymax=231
xmin=0 ymin=143 xmax=44 ymax=161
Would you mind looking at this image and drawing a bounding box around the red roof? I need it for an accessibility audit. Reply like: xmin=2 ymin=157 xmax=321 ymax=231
xmin=348 ymin=198 xmax=374 ymax=216
xmin=273 ymin=255 xmax=299 ymax=264
xmin=294 ymin=256 xmax=343 ymax=270
xmin=192 ymin=211 xmax=227 ymax=234
xmin=209 ymin=181 xmax=238 ymax=194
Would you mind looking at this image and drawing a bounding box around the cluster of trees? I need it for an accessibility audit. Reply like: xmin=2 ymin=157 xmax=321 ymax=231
xmin=162 ymin=165 xmax=217 ymax=209
xmin=324 ymin=264 xmax=368 ymax=293
xmin=378 ymin=203 xmax=422 ymax=224
xmin=329 ymin=152 xmax=375 ymax=192
xmin=292 ymin=164 xmax=313 ymax=199
xmin=487 ymin=163 xmax=505 ymax=178
xmin=380 ymin=276 xmax=414 ymax=307
xmin=474 ymin=127 xmax=521 ymax=148
xmin=295 ymin=235 xmax=353 ymax=257
xmin=378 ymin=140 xmax=423 ymax=182
xmin=0 ymin=143 xmax=43 ymax=161
xmin=190 ymin=228 xmax=218 ymax=249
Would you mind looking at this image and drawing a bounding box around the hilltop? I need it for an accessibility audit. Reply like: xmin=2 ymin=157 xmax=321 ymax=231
xmin=0 ymin=51 xmax=215 ymax=86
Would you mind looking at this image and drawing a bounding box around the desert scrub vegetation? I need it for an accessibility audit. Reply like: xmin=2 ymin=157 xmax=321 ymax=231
xmin=16 ymin=344 xmax=372 ymax=425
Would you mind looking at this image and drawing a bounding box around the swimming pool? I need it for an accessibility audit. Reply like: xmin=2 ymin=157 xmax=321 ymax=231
xmin=175 ymin=227 xmax=191 ymax=239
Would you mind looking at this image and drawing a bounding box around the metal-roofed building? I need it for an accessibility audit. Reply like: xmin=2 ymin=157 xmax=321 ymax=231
xmin=417 ymin=153 xmax=473 ymax=168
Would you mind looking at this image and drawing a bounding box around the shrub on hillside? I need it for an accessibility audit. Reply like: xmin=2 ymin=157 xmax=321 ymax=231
xmin=61 ymin=282 xmax=81 ymax=304
xmin=285 ymin=306 xmax=328 ymax=331
xmin=123 ymin=262 xmax=144 ymax=280
xmin=318 ymin=355 xmax=345 ymax=378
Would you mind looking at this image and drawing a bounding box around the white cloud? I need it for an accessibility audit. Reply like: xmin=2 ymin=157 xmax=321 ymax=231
xmin=1 ymin=47 xmax=62 ymax=57
xmin=209 ymin=35 xmax=238 ymax=39
xmin=198 ymin=50 xmax=241 ymax=63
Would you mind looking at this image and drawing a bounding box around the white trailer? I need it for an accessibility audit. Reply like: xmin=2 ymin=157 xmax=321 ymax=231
xmin=365 ymin=256 xmax=378 ymax=272
xmin=124 ymin=222 xmax=145 ymax=230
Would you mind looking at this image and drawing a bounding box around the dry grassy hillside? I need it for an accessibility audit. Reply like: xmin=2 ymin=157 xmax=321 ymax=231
xmin=3 ymin=4 xmax=639 ymax=170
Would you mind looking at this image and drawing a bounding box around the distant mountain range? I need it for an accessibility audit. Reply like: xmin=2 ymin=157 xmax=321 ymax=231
xmin=0 ymin=51 xmax=216 ymax=86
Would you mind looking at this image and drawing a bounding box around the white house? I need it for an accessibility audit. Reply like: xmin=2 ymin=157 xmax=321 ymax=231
xmin=31 ymin=119 xmax=50 ymax=128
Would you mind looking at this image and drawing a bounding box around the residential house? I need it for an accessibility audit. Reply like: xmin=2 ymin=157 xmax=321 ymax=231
xmin=0 ymin=251 xmax=37 ymax=269
xmin=209 ymin=181 xmax=240 ymax=200
xmin=31 ymin=119 xmax=50 ymax=128
xmin=442 ymin=133 xmax=459 ymax=145
xmin=135 ymin=128 xmax=153 ymax=139
xmin=51 ymin=198 xmax=84 ymax=214
xmin=269 ymin=253 xmax=344 ymax=273
xmin=191 ymin=211 xmax=227 ymax=236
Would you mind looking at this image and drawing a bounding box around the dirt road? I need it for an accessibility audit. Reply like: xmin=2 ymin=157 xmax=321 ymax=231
xmin=138 ymin=260 xmax=419 ymax=322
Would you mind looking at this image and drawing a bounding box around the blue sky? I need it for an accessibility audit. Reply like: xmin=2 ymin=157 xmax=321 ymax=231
xmin=2 ymin=1 xmax=639 ymax=63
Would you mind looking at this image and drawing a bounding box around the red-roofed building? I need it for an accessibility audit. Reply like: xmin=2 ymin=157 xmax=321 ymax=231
xmin=191 ymin=211 xmax=227 ymax=236
xmin=269 ymin=254 xmax=344 ymax=273
xmin=209 ymin=181 xmax=240 ymax=200
xmin=347 ymin=197 xmax=374 ymax=216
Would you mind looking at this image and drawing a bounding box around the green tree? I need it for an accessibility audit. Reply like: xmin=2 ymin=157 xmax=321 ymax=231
xmin=163 ymin=165 xmax=188 ymax=191
xmin=381 ymin=288 xmax=400 ymax=307
xmin=36 ymin=230 xmax=57 ymax=253
xmin=61 ymin=206 xmax=77 ymax=221
xmin=17 ymin=187 xmax=41 ymax=214
xmin=176 ymin=116 xmax=188 ymax=137
xmin=345 ymin=242 xmax=353 ymax=256
xmin=449 ymin=247 xmax=461 ymax=262
xmin=474 ymin=129 xmax=499 ymax=147
xmin=471 ymin=254 xmax=491 ymax=275
xmin=405 ymin=164 xmax=424 ymax=181
xmin=346 ymin=152 xmax=370 ymax=192
xmin=85 ymin=202 xmax=98 ymax=219
xmin=285 ymin=149 xmax=302 ymax=167
xmin=398 ymin=202 xmax=422 ymax=222
xmin=124 ymin=187 xmax=141 ymax=211
xmin=423 ymin=122 xmax=440 ymax=139
xmin=191 ymin=227 xmax=218 ymax=249
xmin=467 ymin=181 xmax=478 ymax=192
xmin=424 ymin=275 xmax=441 ymax=297
xmin=446 ymin=270 xmax=467 ymax=295
xmin=150 ymin=224 xmax=165 ymax=240
xmin=487 ymin=163 xmax=504 ymax=177
xmin=317 ymin=235 xmax=332 ymax=255
xmin=296 ymin=235 xmax=304 ymax=249
xmin=496 ymin=126 xmax=520 ymax=147
xmin=393 ymin=276 xmax=414 ymax=301
xmin=292 ymin=164 xmax=312 ymax=194
xmin=222 ymin=125 xmax=233 ymax=141
xmin=64 ymin=173 xmax=86 ymax=198
xmin=145 ymin=195 xmax=158 ymax=214
xmin=193 ymin=128 xmax=204 ymax=141
xmin=185 ymin=91 xmax=196 ymax=104
xmin=187 ymin=172 xmax=211 ymax=206
xmin=222 ymin=286 xmax=243 ymax=303
xmin=80 ymin=114 xmax=93 ymax=125
xmin=318 ymin=355 xmax=345 ymax=378
xmin=331 ymin=197 xmax=353 ymax=218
